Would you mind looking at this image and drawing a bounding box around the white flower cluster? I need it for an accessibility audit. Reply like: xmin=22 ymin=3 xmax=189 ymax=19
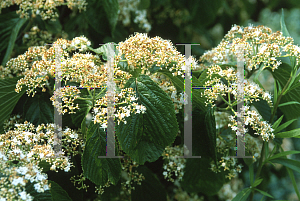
xmin=162 ymin=146 xmax=186 ymax=182
xmin=70 ymin=36 xmax=91 ymax=52
xmin=118 ymin=0 xmax=152 ymax=32
xmin=0 ymin=121 xmax=83 ymax=199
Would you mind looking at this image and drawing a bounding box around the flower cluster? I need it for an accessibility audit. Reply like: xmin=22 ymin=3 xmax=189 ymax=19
xmin=120 ymin=156 xmax=145 ymax=195
xmin=22 ymin=26 xmax=53 ymax=47
xmin=245 ymin=133 xmax=262 ymax=162
xmin=170 ymin=180 xmax=205 ymax=201
xmin=0 ymin=0 xmax=87 ymax=20
xmin=70 ymin=173 xmax=89 ymax=192
xmin=162 ymin=146 xmax=186 ymax=182
xmin=50 ymin=86 xmax=81 ymax=115
xmin=0 ymin=121 xmax=83 ymax=200
xmin=2 ymin=114 xmax=23 ymax=132
xmin=227 ymin=105 xmax=275 ymax=141
xmin=199 ymin=24 xmax=299 ymax=72
xmin=200 ymin=65 xmax=273 ymax=108
xmin=150 ymin=73 xmax=185 ymax=113
xmin=92 ymin=87 xmax=147 ymax=127
xmin=117 ymin=0 xmax=151 ymax=32
xmin=217 ymin=177 xmax=244 ymax=201
xmin=210 ymin=156 xmax=243 ymax=180
xmin=116 ymin=33 xmax=186 ymax=75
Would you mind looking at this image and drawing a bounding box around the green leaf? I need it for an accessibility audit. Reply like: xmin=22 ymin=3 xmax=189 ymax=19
xmin=138 ymin=0 xmax=150 ymax=9
xmin=49 ymin=180 xmax=72 ymax=201
xmin=0 ymin=77 xmax=27 ymax=134
xmin=267 ymin=66 xmax=300 ymax=121
xmin=275 ymin=128 xmax=300 ymax=138
xmin=103 ymin=0 xmax=119 ymax=35
xmin=116 ymin=75 xmax=178 ymax=164
xmin=252 ymin=178 xmax=263 ymax=188
xmin=82 ymin=122 xmax=122 ymax=186
xmin=232 ymin=187 xmax=252 ymax=201
xmin=253 ymin=63 xmax=266 ymax=91
xmin=131 ymin=166 xmax=167 ymax=201
xmin=269 ymin=157 xmax=300 ymax=174
xmin=274 ymin=118 xmax=297 ymax=134
xmin=157 ymin=69 xmax=184 ymax=93
xmin=272 ymin=115 xmax=284 ymax=130
xmin=0 ymin=12 xmax=19 ymax=55
xmin=265 ymin=150 xmax=300 ymax=163
xmin=205 ymin=107 xmax=217 ymax=164
xmin=39 ymin=160 xmax=51 ymax=173
xmin=25 ymin=182 xmax=52 ymax=201
xmin=71 ymin=99 xmax=92 ymax=127
xmin=252 ymin=99 xmax=272 ymax=123
xmin=1 ymin=15 xmax=27 ymax=66
xmin=254 ymin=188 xmax=274 ymax=198
xmin=84 ymin=0 xmax=110 ymax=35
xmin=280 ymin=9 xmax=291 ymax=37
xmin=181 ymin=158 xmax=225 ymax=196
xmin=88 ymin=43 xmax=118 ymax=61
xmin=23 ymin=94 xmax=54 ymax=126
xmin=44 ymin=19 xmax=62 ymax=34
xmin=278 ymin=101 xmax=300 ymax=107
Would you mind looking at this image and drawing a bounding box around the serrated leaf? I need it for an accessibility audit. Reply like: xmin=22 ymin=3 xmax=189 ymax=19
xmin=23 ymin=94 xmax=54 ymax=126
xmin=131 ymin=166 xmax=167 ymax=201
xmin=181 ymin=158 xmax=225 ymax=195
xmin=87 ymin=43 xmax=117 ymax=61
xmin=232 ymin=187 xmax=252 ymax=201
xmin=275 ymin=128 xmax=300 ymax=138
xmin=116 ymin=75 xmax=178 ymax=164
xmin=82 ymin=122 xmax=122 ymax=186
xmin=0 ymin=77 xmax=27 ymax=134
xmin=157 ymin=69 xmax=185 ymax=92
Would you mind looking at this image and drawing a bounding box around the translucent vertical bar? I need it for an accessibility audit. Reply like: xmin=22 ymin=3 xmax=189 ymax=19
xmin=54 ymin=44 xmax=63 ymax=157
xmin=176 ymin=44 xmax=200 ymax=158
xmin=229 ymin=43 xmax=252 ymax=158
xmin=99 ymin=43 xmax=116 ymax=158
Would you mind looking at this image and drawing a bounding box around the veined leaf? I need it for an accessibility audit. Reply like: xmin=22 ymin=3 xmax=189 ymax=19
xmin=82 ymin=122 xmax=122 ymax=186
xmin=0 ymin=77 xmax=27 ymax=134
xmin=25 ymin=182 xmax=52 ymax=201
xmin=205 ymin=107 xmax=217 ymax=164
xmin=117 ymin=75 xmax=178 ymax=164
xmin=275 ymin=128 xmax=300 ymax=138
xmin=71 ymin=99 xmax=92 ymax=127
xmin=49 ymin=181 xmax=72 ymax=201
xmin=157 ymin=69 xmax=185 ymax=93
xmin=23 ymin=94 xmax=54 ymax=126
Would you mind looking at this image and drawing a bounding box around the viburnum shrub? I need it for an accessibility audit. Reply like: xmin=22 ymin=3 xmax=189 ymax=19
xmin=1 ymin=11 xmax=300 ymax=201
